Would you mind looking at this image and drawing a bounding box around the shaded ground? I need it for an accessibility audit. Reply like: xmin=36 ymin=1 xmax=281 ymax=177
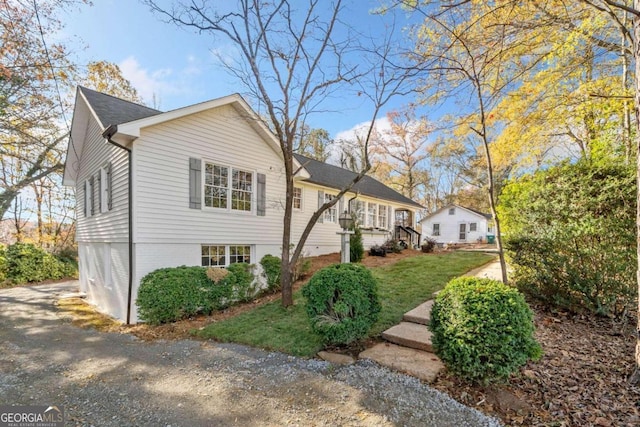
xmin=53 ymin=249 xmax=640 ymax=426
xmin=1 ymin=280 xmax=500 ymax=426
xmin=431 ymin=305 xmax=640 ymax=426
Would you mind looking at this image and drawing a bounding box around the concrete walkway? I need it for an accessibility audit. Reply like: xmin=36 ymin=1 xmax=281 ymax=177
xmin=360 ymin=257 xmax=502 ymax=382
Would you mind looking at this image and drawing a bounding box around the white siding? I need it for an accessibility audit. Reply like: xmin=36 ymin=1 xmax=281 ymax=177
xmin=291 ymin=183 xmax=414 ymax=256
xmin=75 ymin=117 xmax=129 ymax=243
xmin=133 ymin=105 xmax=286 ymax=245
xmin=78 ymin=242 xmax=129 ymax=321
xmin=420 ymin=206 xmax=489 ymax=244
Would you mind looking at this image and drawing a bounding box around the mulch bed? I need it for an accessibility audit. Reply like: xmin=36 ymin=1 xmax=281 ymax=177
xmin=431 ymin=304 xmax=640 ymax=426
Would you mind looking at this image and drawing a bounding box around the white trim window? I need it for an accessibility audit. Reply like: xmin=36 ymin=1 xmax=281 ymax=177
xmin=470 ymin=222 xmax=477 ymax=232
xmin=201 ymin=244 xmax=252 ymax=267
xmin=204 ymin=162 xmax=253 ymax=212
xmin=351 ymin=200 xmax=365 ymax=226
xmin=433 ymin=223 xmax=440 ymax=236
xmin=377 ymin=205 xmax=387 ymax=229
xmin=293 ymin=186 xmax=302 ymax=209
xmin=448 ymin=207 xmax=455 ymax=215
xmin=367 ymin=203 xmax=377 ymax=228
xmin=324 ymin=193 xmax=337 ymax=223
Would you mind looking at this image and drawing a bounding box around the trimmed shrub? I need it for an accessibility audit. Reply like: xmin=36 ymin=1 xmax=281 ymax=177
xmin=0 ymin=246 xmax=7 ymax=284
xmin=349 ymin=226 xmax=364 ymax=263
xmin=302 ymin=264 xmax=381 ymax=345
xmin=499 ymin=160 xmax=636 ymax=317
xmin=260 ymin=254 xmax=281 ymax=290
xmin=382 ymin=239 xmax=404 ymax=254
xmin=421 ymin=237 xmax=437 ymax=253
xmin=369 ymin=245 xmax=386 ymax=257
xmin=206 ymin=267 xmax=229 ymax=283
xmin=137 ymin=266 xmax=232 ymax=325
xmin=224 ymin=262 xmax=256 ymax=302
xmin=4 ymin=243 xmax=76 ymax=284
xmin=430 ymin=277 xmax=542 ymax=384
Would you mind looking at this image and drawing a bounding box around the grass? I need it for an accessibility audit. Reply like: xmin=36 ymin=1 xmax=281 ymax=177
xmin=56 ymin=297 xmax=122 ymax=332
xmin=195 ymin=251 xmax=495 ymax=357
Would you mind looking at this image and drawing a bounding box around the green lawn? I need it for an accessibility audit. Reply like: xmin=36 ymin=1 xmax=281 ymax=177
xmin=195 ymin=251 xmax=495 ymax=357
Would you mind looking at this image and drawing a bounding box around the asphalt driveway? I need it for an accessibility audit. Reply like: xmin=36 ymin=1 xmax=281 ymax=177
xmin=0 ymin=282 xmax=501 ymax=426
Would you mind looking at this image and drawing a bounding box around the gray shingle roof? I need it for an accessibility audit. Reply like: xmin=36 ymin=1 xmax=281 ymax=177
xmin=294 ymin=153 xmax=423 ymax=208
xmin=79 ymin=86 xmax=162 ymax=128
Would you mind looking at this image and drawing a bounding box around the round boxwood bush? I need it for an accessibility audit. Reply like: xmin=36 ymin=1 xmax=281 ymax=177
xmin=302 ymin=263 xmax=381 ymax=345
xmin=260 ymin=254 xmax=281 ymax=290
xmin=137 ymin=266 xmax=231 ymax=325
xmin=430 ymin=277 xmax=542 ymax=383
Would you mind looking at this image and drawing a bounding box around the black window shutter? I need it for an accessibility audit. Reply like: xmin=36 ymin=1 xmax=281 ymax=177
xmin=317 ymin=190 xmax=324 ymax=223
xmin=84 ymin=181 xmax=88 ymax=217
xmin=189 ymin=158 xmax=202 ymax=209
xmin=107 ymin=162 xmax=113 ymax=211
xmin=257 ymin=173 xmax=266 ymax=216
xmin=97 ymin=170 xmax=102 ymax=212
xmin=90 ymin=175 xmax=95 ymax=215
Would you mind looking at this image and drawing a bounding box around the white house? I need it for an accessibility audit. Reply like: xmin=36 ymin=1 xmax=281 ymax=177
xmin=63 ymin=87 xmax=422 ymax=323
xmin=419 ymin=204 xmax=494 ymax=244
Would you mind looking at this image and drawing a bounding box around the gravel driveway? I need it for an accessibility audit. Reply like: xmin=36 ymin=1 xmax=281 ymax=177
xmin=0 ymin=282 xmax=502 ymax=427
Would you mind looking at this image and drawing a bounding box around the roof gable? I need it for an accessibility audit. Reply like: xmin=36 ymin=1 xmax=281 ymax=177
xmin=421 ymin=204 xmax=491 ymax=221
xmin=78 ymin=86 xmax=162 ymax=129
xmin=294 ymin=153 xmax=422 ymax=208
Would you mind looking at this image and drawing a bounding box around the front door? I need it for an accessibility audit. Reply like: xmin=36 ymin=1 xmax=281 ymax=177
xmin=459 ymin=223 xmax=466 ymax=241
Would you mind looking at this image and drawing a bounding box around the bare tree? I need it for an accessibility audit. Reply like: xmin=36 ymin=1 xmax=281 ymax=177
xmin=145 ymin=0 xmax=414 ymax=306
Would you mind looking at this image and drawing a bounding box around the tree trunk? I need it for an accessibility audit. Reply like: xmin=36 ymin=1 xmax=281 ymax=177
xmin=281 ymin=151 xmax=295 ymax=307
xmin=629 ymin=1 xmax=640 ymax=386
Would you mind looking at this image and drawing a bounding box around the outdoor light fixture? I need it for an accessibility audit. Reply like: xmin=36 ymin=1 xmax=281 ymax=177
xmin=339 ymin=210 xmax=352 ymax=230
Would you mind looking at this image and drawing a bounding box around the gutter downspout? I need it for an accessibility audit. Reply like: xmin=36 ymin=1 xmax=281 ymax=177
xmin=102 ymin=124 xmax=134 ymax=325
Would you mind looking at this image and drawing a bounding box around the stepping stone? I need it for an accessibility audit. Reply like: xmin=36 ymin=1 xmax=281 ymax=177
xmin=381 ymin=322 xmax=433 ymax=352
xmin=403 ymin=299 xmax=434 ymax=325
xmin=359 ymin=343 xmax=445 ymax=383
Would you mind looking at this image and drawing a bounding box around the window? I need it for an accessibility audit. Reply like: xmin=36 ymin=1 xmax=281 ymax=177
xmin=230 ymin=245 xmax=251 ymax=264
xmin=232 ymin=169 xmax=253 ymax=211
xmin=99 ymin=164 xmax=112 ymax=213
xmin=488 ymin=224 xmax=494 ymax=233
xmin=470 ymin=222 xmax=477 ymax=232
xmin=367 ymin=203 xmax=377 ymax=228
xmin=202 ymin=245 xmax=226 ymax=267
xmin=293 ymin=186 xmax=302 ymax=209
xmin=350 ymin=200 xmax=365 ymax=226
xmin=204 ymin=162 xmax=253 ymax=211
xmin=433 ymin=223 xmax=440 ymax=236
xmin=201 ymin=245 xmax=252 ymax=267
xmin=378 ymin=205 xmax=387 ymax=229
xmin=204 ymin=163 xmax=228 ymax=208
xmin=84 ymin=179 xmax=93 ymax=218
xmin=323 ymin=193 xmax=337 ymax=222
xmin=448 ymin=208 xmax=455 ymax=215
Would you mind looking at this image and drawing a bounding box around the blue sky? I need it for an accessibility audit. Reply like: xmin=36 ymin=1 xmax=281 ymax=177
xmin=61 ymin=0 xmax=424 ymax=140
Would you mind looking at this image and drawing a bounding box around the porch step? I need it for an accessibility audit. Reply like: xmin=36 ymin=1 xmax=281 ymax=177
xmin=359 ymin=343 xmax=444 ymax=383
xmin=381 ymin=321 xmax=434 ymax=352
xmin=403 ymin=300 xmax=434 ymax=325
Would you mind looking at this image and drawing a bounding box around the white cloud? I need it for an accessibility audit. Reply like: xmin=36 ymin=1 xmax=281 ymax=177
xmin=118 ymin=56 xmax=183 ymax=102
xmin=334 ymin=116 xmax=391 ymax=142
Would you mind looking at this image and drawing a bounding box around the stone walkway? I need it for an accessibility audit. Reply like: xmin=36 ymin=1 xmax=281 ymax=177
xmin=359 ymin=256 xmax=503 ymax=382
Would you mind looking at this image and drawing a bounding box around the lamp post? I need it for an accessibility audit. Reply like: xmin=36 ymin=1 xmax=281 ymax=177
xmin=337 ymin=210 xmax=354 ymax=263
